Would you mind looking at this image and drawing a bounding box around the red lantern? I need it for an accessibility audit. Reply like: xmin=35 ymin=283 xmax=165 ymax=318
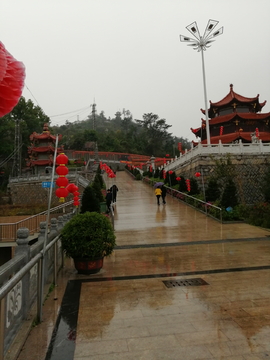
xmin=166 ymin=154 xmax=169 ymax=157
xmin=163 ymin=170 xmax=166 ymax=179
xmin=195 ymin=172 xmax=201 ymax=178
xmin=149 ymin=165 xmax=152 ymax=172
xmin=56 ymin=166 xmax=69 ymax=176
xmin=56 ymin=187 xmax=69 ymax=201
xmin=169 ymin=170 xmax=173 ymax=175
xmin=0 ymin=41 xmax=26 ymax=118
xmin=73 ymin=200 xmax=80 ymax=207
xmin=163 ymin=158 xmax=166 ymax=164
xmin=56 ymin=153 xmax=68 ymax=165
xmin=256 ymin=128 xmax=259 ymax=137
xmin=176 ymin=177 xmax=181 ymax=182
xmin=220 ymin=126 xmax=223 ymax=136
xmin=56 ymin=177 xmax=69 ymax=187
xmin=73 ymin=196 xmax=79 ymax=201
xmin=73 ymin=191 xmax=79 ymax=197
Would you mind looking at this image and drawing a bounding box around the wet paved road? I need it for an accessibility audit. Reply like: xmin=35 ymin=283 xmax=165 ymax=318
xmin=16 ymin=170 xmax=270 ymax=360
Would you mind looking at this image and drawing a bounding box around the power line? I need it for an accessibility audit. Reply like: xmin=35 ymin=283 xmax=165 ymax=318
xmin=25 ymin=83 xmax=42 ymax=107
xmin=49 ymin=106 xmax=90 ymax=118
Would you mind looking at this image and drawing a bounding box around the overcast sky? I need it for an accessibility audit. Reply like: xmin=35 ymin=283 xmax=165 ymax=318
xmin=1 ymin=0 xmax=270 ymax=141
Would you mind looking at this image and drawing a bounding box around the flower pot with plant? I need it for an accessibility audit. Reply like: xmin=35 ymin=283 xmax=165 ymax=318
xmin=61 ymin=211 xmax=116 ymax=274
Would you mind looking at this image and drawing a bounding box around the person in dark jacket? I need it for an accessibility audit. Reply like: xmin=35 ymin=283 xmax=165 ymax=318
xmin=105 ymin=188 xmax=112 ymax=213
xmin=161 ymin=185 xmax=166 ymax=205
xmin=110 ymin=184 xmax=118 ymax=204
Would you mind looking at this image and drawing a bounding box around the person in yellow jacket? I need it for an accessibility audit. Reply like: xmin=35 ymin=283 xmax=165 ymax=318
xmin=155 ymin=187 xmax=162 ymax=206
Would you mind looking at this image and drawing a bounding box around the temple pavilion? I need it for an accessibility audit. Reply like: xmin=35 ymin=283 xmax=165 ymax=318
xmin=191 ymin=84 xmax=270 ymax=144
xmin=26 ymin=123 xmax=63 ymax=174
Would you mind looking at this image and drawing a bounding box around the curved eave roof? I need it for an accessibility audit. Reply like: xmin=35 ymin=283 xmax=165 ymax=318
xmin=29 ymin=146 xmax=56 ymax=153
xmin=200 ymin=112 xmax=270 ymax=126
xmin=30 ymin=133 xmax=62 ymax=142
xmin=201 ymin=85 xmax=266 ymax=115
xmin=200 ymin=131 xmax=270 ymax=144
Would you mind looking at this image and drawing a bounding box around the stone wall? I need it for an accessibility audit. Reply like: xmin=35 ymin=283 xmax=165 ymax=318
xmin=173 ymin=153 xmax=270 ymax=205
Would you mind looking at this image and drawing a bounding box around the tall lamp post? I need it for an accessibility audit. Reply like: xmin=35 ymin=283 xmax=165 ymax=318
xmin=180 ymin=20 xmax=223 ymax=145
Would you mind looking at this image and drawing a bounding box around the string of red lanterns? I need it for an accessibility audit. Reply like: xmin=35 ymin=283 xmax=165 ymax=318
xmin=186 ymin=179 xmax=190 ymax=192
xmin=55 ymin=153 xmax=69 ymax=203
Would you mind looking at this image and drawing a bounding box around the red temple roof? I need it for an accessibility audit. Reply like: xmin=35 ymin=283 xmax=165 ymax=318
xmin=30 ymin=123 xmax=62 ymax=142
xmin=200 ymin=111 xmax=270 ymax=127
xmin=201 ymin=84 xmax=266 ymax=116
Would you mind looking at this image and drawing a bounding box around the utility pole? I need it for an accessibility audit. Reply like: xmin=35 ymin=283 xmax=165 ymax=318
xmin=12 ymin=119 xmax=21 ymax=177
xmin=91 ymin=102 xmax=99 ymax=162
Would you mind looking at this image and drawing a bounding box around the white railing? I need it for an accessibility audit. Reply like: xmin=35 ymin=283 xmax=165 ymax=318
xmin=165 ymin=140 xmax=270 ymax=171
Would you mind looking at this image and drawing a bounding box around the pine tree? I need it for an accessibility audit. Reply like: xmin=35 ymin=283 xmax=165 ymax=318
xmin=81 ymin=186 xmax=100 ymax=213
xmin=221 ymin=179 xmax=238 ymax=208
xmin=205 ymin=178 xmax=220 ymax=202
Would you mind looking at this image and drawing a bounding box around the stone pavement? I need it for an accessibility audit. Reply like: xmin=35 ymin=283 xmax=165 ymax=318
xmin=15 ymin=170 xmax=270 ymax=360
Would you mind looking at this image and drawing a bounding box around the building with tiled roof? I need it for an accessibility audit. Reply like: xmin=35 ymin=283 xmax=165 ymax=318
xmin=191 ymin=84 xmax=270 ymax=144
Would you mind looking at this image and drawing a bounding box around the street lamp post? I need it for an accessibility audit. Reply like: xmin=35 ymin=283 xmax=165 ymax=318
xmin=180 ymin=20 xmax=223 ymax=145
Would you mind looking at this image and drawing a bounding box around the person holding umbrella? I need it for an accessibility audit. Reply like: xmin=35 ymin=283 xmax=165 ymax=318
xmin=155 ymin=186 xmax=162 ymax=206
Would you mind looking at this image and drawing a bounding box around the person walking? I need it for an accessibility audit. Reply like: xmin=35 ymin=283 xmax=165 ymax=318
xmin=110 ymin=184 xmax=118 ymax=204
xmin=155 ymin=186 xmax=162 ymax=206
xmin=161 ymin=185 xmax=166 ymax=205
xmin=105 ymin=188 xmax=112 ymax=213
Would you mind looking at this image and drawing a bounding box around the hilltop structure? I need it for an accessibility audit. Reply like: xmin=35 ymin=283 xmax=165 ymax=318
xmin=191 ymin=84 xmax=270 ymax=144
xmin=26 ymin=123 xmax=63 ymax=174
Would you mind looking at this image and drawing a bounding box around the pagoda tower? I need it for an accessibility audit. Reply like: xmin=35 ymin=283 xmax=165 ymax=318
xmin=191 ymin=84 xmax=270 ymax=144
xmin=26 ymin=123 xmax=63 ymax=174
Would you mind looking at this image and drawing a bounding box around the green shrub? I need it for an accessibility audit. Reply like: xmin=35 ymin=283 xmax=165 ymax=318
xmin=61 ymin=212 xmax=116 ymax=259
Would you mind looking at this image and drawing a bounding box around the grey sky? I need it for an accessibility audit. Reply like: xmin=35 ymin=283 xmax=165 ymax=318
xmin=1 ymin=0 xmax=270 ymax=141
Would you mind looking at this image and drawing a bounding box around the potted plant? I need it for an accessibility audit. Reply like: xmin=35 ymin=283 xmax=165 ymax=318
xmin=61 ymin=211 xmax=116 ymax=274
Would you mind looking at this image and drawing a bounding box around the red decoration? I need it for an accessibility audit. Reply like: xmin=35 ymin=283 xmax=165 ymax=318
xmin=0 ymin=41 xmax=26 ymax=118
xmin=56 ymin=166 xmax=69 ymax=176
xmin=179 ymin=142 xmax=181 ymax=151
xmin=186 ymin=179 xmax=190 ymax=192
xmin=66 ymin=183 xmax=77 ymax=193
xmin=73 ymin=200 xmax=80 ymax=207
xmin=56 ymin=177 xmax=69 ymax=187
xmin=56 ymin=153 xmax=68 ymax=165
xmin=163 ymin=170 xmax=166 ymax=179
xmin=169 ymin=170 xmax=173 ymax=175
xmin=163 ymin=158 xmax=166 ymax=164
xmin=220 ymin=126 xmax=223 ymax=136
xmin=149 ymin=165 xmax=152 ymax=172
xmin=55 ymin=153 xmax=69 ymax=202
xmin=176 ymin=177 xmax=181 ymax=182
xmin=256 ymin=128 xmax=259 ymax=137
xmin=166 ymin=154 xmax=169 ymax=157
xmin=56 ymin=187 xmax=69 ymax=199
xmin=195 ymin=172 xmax=201 ymax=178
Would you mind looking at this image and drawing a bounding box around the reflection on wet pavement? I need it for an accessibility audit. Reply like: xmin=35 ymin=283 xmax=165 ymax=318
xmin=17 ymin=171 xmax=270 ymax=360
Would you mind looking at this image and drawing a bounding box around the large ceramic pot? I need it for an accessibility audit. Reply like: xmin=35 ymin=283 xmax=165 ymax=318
xmin=73 ymin=257 xmax=104 ymax=274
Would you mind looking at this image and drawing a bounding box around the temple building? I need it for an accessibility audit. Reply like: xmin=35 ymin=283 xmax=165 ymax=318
xmin=191 ymin=84 xmax=270 ymax=144
xmin=26 ymin=123 xmax=63 ymax=174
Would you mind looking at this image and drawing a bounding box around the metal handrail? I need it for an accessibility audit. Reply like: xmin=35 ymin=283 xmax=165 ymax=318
xmin=0 ymin=201 xmax=73 ymax=241
xmin=142 ymin=177 xmax=222 ymax=222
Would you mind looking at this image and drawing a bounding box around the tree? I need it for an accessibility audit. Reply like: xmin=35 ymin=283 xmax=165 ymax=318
xmin=80 ymin=186 xmax=100 ymax=213
xmin=0 ymin=96 xmax=50 ymax=166
xmin=220 ymin=179 xmax=238 ymax=208
xmin=135 ymin=113 xmax=172 ymax=156
xmin=205 ymin=178 xmax=220 ymax=202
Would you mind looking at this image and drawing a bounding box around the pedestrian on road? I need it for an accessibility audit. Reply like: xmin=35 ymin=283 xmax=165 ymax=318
xmin=105 ymin=188 xmax=112 ymax=213
xmin=155 ymin=186 xmax=162 ymax=206
xmin=161 ymin=185 xmax=166 ymax=205
xmin=110 ymin=184 xmax=118 ymax=204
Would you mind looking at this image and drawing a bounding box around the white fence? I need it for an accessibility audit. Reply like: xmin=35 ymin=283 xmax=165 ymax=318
xmin=165 ymin=140 xmax=270 ymax=171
